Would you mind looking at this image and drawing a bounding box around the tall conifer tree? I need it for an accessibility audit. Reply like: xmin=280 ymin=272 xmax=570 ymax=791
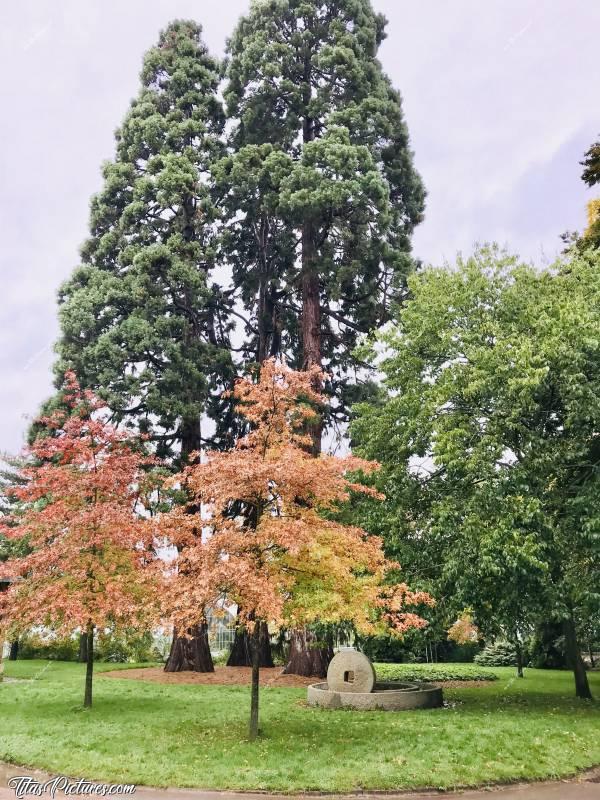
xmin=55 ymin=20 xmax=233 ymax=671
xmin=221 ymin=0 xmax=425 ymax=675
xmin=221 ymin=0 xmax=425 ymax=450
xmin=56 ymin=20 xmax=233 ymax=462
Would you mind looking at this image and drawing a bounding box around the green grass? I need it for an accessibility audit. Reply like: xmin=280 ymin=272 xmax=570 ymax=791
xmin=1 ymin=660 xmax=599 ymax=792
xmin=375 ymin=662 xmax=498 ymax=682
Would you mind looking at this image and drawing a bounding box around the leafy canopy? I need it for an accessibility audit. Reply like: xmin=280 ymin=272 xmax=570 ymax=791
xmin=0 ymin=374 xmax=159 ymax=635
xmin=160 ymin=360 xmax=432 ymax=635
xmin=352 ymin=245 xmax=600 ymax=642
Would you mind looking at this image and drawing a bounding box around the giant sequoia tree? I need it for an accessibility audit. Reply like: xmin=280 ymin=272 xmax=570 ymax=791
xmin=55 ymin=21 xmax=234 ymax=672
xmin=221 ymin=0 xmax=425 ymax=446
xmin=219 ymin=0 xmax=425 ymax=675
xmin=56 ymin=21 xmax=233 ymax=462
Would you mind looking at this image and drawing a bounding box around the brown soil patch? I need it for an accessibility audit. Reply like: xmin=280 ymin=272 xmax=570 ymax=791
xmin=100 ymin=666 xmax=490 ymax=690
xmin=100 ymin=665 xmax=315 ymax=688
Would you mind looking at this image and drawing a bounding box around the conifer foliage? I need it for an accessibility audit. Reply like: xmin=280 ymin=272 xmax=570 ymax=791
xmin=56 ymin=21 xmax=233 ymax=462
xmin=221 ymin=0 xmax=425 ymax=433
xmin=0 ymin=374 xmax=159 ymax=708
xmin=160 ymin=361 xmax=432 ymax=738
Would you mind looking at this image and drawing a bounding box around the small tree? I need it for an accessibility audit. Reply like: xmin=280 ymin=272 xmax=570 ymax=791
xmin=160 ymin=360 xmax=432 ymax=739
xmin=0 ymin=374 xmax=159 ymax=707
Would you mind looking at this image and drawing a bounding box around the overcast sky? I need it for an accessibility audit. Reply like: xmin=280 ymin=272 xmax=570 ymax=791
xmin=0 ymin=0 xmax=598 ymax=456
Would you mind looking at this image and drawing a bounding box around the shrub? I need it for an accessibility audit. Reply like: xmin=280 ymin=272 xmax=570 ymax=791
xmin=375 ymin=662 xmax=498 ymax=682
xmin=474 ymin=640 xmax=522 ymax=667
xmin=95 ymin=629 xmax=157 ymax=663
xmin=18 ymin=633 xmax=79 ymax=661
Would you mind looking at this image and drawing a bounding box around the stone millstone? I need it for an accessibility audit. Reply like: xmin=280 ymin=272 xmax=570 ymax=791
xmin=326 ymin=649 xmax=376 ymax=694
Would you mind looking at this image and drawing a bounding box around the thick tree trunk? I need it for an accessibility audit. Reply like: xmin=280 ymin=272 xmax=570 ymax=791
xmin=78 ymin=632 xmax=88 ymax=663
xmin=180 ymin=415 xmax=202 ymax=465
xmin=249 ymin=623 xmax=261 ymax=741
xmin=167 ymin=422 xmax=215 ymax=673
xmin=83 ymin=622 xmax=94 ymax=709
xmin=8 ymin=639 xmax=19 ymax=661
xmin=227 ymin=619 xmax=273 ymax=668
xmin=283 ymin=628 xmax=333 ymax=679
xmin=301 ymin=223 xmax=323 ymax=457
xmin=165 ymin=624 xmax=214 ymax=673
xmin=563 ymin=614 xmax=592 ymax=699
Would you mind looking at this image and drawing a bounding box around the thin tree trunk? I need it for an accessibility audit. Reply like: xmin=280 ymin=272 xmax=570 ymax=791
xmin=227 ymin=619 xmax=273 ymax=668
xmin=165 ymin=624 xmax=214 ymax=673
xmin=83 ymin=622 xmax=94 ymax=709
xmin=515 ymin=639 xmax=524 ymax=678
xmin=589 ymin=642 xmax=596 ymax=668
xmin=249 ymin=623 xmax=261 ymax=741
xmin=563 ymin=614 xmax=592 ymax=699
xmin=8 ymin=639 xmax=19 ymax=661
xmin=78 ymin=632 xmax=88 ymax=663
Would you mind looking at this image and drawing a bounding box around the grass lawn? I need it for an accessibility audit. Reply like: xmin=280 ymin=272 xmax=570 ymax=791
xmin=0 ymin=660 xmax=599 ymax=792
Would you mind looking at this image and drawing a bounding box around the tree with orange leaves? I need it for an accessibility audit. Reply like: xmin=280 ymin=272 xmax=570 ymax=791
xmin=0 ymin=373 xmax=159 ymax=708
xmin=159 ymin=360 xmax=433 ymax=739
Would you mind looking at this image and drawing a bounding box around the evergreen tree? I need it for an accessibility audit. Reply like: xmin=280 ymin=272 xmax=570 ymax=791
xmin=581 ymin=136 xmax=600 ymax=248
xmin=220 ymin=0 xmax=425 ymax=675
xmin=221 ymin=0 xmax=425 ymax=449
xmin=581 ymin=136 xmax=600 ymax=188
xmin=55 ymin=21 xmax=233 ymax=672
xmin=56 ymin=20 xmax=233 ymax=464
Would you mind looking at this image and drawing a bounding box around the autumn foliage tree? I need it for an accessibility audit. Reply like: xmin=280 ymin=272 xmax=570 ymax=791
xmin=0 ymin=374 xmax=159 ymax=708
xmin=159 ymin=360 xmax=432 ymax=739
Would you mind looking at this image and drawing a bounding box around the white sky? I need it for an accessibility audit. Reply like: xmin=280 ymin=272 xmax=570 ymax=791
xmin=0 ymin=0 xmax=598 ymax=455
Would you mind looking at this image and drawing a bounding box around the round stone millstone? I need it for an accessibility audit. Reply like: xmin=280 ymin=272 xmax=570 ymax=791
xmin=326 ymin=649 xmax=376 ymax=694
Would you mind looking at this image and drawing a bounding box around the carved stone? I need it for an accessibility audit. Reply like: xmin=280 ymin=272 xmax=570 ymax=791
xmin=326 ymin=649 xmax=376 ymax=694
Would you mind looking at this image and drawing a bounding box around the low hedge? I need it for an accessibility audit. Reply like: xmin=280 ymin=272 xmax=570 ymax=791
xmin=374 ymin=662 xmax=498 ymax=682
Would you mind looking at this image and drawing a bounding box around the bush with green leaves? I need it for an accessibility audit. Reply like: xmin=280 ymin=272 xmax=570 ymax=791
xmin=375 ymin=662 xmax=498 ymax=682
xmin=94 ymin=629 xmax=159 ymax=663
xmin=18 ymin=633 xmax=79 ymax=662
xmin=474 ymin=640 xmax=523 ymax=667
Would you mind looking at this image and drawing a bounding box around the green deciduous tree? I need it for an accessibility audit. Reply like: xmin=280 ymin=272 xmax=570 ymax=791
xmin=352 ymin=245 xmax=600 ymax=699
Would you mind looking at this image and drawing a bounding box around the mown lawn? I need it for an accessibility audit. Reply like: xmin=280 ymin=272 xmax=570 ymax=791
xmin=1 ymin=660 xmax=599 ymax=792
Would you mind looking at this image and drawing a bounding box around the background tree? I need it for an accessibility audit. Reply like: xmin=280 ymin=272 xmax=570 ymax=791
xmin=352 ymin=245 xmax=600 ymax=699
xmin=569 ymin=135 xmax=600 ymax=249
xmin=0 ymin=454 xmax=31 ymax=661
xmin=581 ymin=136 xmax=600 ymax=188
xmin=159 ymin=360 xmax=432 ymax=738
xmin=55 ymin=20 xmax=234 ymax=671
xmin=0 ymin=374 xmax=159 ymax=708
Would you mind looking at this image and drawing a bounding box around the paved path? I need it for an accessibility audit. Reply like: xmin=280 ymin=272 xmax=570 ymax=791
xmin=1 ymin=763 xmax=599 ymax=800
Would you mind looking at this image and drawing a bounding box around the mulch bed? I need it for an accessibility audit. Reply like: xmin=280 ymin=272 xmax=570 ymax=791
xmin=100 ymin=665 xmax=488 ymax=689
xmin=100 ymin=665 xmax=315 ymax=688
